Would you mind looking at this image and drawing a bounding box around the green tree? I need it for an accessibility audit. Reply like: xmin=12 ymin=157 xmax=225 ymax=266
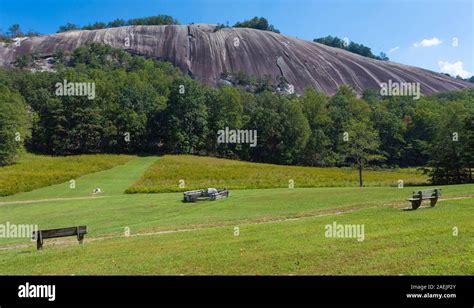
xmin=234 ymin=17 xmax=280 ymax=33
xmin=111 ymin=70 xmax=168 ymax=152
xmin=8 ymin=24 xmax=22 ymax=37
xmin=328 ymin=85 xmax=371 ymax=164
xmin=246 ymin=92 xmax=309 ymax=164
xmin=14 ymin=54 xmax=31 ymax=69
xmin=300 ymin=88 xmax=333 ymax=166
xmin=369 ymin=103 xmax=406 ymax=166
xmin=0 ymin=86 xmax=30 ymax=165
xmin=82 ymin=22 xmax=107 ymax=30
xmin=314 ymin=35 xmax=389 ymax=61
xmin=37 ymin=97 xmax=69 ymax=155
xmin=313 ymin=36 xmax=345 ymax=49
xmin=159 ymin=77 xmax=208 ymax=153
xmin=206 ymin=86 xmax=244 ymax=156
xmin=377 ymin=52 xmax=389 ymax=61
xmin=57 ymin=23 xmax=79 ymax=33
xmin=343 ymin=119 xmax=382 ymax=187
xmin=404 ymin=96 xmax=441 ymax=166
xmin=425 ymin=102 xmax=470 ymax=184
xmin=461 ymin=115 xmax=474 ymax=182
xmin=127 ymin=15 xmax=179 ymax=26
xmin=107 ymin=19 xmax=127 ymax=28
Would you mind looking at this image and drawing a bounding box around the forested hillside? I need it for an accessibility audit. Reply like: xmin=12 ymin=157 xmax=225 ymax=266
xmin=0 ymin=43 xmax=472 ymax=184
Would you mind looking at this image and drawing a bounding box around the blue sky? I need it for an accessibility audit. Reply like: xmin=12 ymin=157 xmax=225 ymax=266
xmin=0 ymin=0 xmax=472 ymax=77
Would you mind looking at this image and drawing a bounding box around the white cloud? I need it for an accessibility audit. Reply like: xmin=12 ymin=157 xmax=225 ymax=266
xmin=438 ymin=61 xmax=472 ymax=78
xmin=413 ymin=37 xmax=442 ymax=47
xmin=388 ymin=46 xmax=400 ymax=53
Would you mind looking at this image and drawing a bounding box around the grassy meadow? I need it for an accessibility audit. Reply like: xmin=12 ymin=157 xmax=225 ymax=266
xmin=0 ymin=155 xmax=473 ymax=275
xmin=0 ymin=184 xmax=473 ymax=275
xmin=0 ymin=153 xmax=134 ymax=196
xmin=125 ymin=155 xmax=428 ymax=193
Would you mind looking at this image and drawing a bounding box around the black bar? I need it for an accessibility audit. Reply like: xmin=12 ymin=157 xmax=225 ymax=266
xmin=0 ymin=276 xmax=472 ymax=307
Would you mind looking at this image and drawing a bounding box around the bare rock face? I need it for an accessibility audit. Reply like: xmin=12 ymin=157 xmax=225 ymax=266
xmin=0 ymin=24 xmax=471 ymax=95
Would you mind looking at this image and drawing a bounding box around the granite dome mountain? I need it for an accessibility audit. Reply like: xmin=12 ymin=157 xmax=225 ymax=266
xmin=0 ymin=24 xmax=471 ymax=95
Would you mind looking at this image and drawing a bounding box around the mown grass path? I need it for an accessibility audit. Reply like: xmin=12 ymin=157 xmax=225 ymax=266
xmin=0 ymin=154 xmax=135 ymax=196
xmin=0 ymin=156 xmax=158 ymax=203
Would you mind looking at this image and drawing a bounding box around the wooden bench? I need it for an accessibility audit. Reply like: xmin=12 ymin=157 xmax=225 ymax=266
xmin=407 ymin=188 xmax=441 ymax=210
xmin=32 ymin=226 xmax=87 ymax=250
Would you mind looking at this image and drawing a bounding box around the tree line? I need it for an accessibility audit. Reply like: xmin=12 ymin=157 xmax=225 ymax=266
xmin=0 ymin=24 xmax=40 ymax=42
xmin=314 ymin=35 xmax=389 ymax=61
xmin=57 ymin=15 xmax=180 ymax=33
xmin=58 ymin=15 xmax=280 ymax=34
xmin=0 ymin=43 xmax=472 ymax=185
